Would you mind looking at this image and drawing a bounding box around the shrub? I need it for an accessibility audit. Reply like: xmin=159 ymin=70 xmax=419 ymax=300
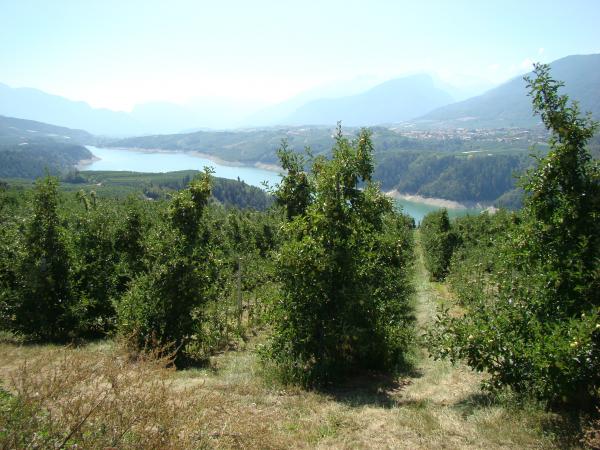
xmin=420 ymin=209 xmax=456 ymax=281
xmin=427 ymin=64 xmax=600 ymax=408
xmin=445 ymin=211 xmax=517 ymax=305
xmin=13 ymin=176 xmax=73 ymax=341
xmin=266 ymin=126 xmax=414 ymax=386
xmin=116 ymin=170 xmax=218 ymax=361
xmin=69 ymin=202 xmax=121 ymax=337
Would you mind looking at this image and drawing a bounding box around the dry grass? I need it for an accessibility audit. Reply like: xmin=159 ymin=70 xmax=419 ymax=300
xmin=0 ymin=238 xmax=581 ymax=449
xmin=0 ymin=341 xmax=207 ymax=449
xmin=0 ymin=338 xmax=570 ymax=449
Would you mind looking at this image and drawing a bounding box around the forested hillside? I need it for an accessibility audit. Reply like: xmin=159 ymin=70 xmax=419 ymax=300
xmin=0 ymin=115 xmax=94 ymax=145
xmin=108 ymin=126 xmax=549 ymax=205
xmin=0 ymin=115 xmax=95 ymax=178
xmin=374 ymin=151 xmax=530 ymax=204
xmin=0 ymin=142 xmax=92 ymax=179
xmin=4 ymin=169 xmax=273 ymax=210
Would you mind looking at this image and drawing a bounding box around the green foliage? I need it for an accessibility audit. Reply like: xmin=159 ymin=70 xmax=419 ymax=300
xmin=420 ymin=209 xmax=456 ymax=281
xmin=116 ymin=170 xmax=217 ymax=358
xmin=267 ymin=125 xmax=414 ymax=386
xmin=68 ymin=204 xmax=120 ymax=336
xmin=14 ymin=176 xmax=72 ymax=340
xmin=375 ymin=151 xmax=531 ymax=204
xmin=0 ymin=168 xmax=281 ymax=359
xmin=0 ymin=142 xmax=91 ymax=178
xmin=0 ymin=189 xmax=23 ymax=331
xmin=168 ymin=168 xmax=213 ymax=241
xmin=115 ymin=196 xmax=147 ymax=279
xmin=427 ymin=64 xmax=600 ymax=409
xmin=445 ymin=211 xmax=517 ymax=305
xmin=75 ymin=170 xmax=272 ymax=210
xmin=274 ymin=140 xmax=312 ymax=220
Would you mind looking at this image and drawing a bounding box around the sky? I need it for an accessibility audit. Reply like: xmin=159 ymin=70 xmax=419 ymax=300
xmin=1 ymin=0 xmax=599 ymax=111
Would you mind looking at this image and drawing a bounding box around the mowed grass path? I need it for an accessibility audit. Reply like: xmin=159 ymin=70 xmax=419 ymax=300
xmin=0 ymin=231 xmax=572 ymax=449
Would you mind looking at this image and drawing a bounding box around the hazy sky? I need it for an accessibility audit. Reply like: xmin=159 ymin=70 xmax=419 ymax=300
xmin=1 ymin=0 xmax=599 ymax=111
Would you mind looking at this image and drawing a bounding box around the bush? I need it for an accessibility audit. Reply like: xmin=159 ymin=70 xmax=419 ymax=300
xmin=115 ymin=170 xmax=219 ymax=361
xmin=445 ymin=211 xmax=517 ymax=305
xmin=420 ymin=209 xmax=456 ymax=281
xmin=13 ymin=176 xmax=73 ymax=341
xmin=427 ymin=64 xmax=600 ymax=408
xmin=266 ymin=126 xmax=414 ymax=386
xmin=69 ymin=202 xmax=121 ymax=337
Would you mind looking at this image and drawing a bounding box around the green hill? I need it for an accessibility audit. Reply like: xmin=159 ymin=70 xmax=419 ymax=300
xmin=0 ymin=115 xmax=95 ymax=178
xmin=0 ymin=115 xmax=93 ymax=145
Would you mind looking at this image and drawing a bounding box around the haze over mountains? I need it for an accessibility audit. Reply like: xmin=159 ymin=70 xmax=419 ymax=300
xmin=418 ymin=54 xmax=600 ymax=128
xmin=0 ymin=73 xmax=485 ymax=135
xmin=0 ymin=53 xmax=598 ymax=136
xmin=280 ymin=74 xmax=454 ymax=126
xmin=0 ymin=83 xmax=141 ymax=136
xmin=1 ymin=74 xmax=458 ymax=134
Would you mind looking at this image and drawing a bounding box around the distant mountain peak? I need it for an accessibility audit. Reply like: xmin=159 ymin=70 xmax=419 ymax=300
xmin=415 ymin=53 xmax=600 ymax=128
xmin=279 ymin=73 xmax=454 ymax=127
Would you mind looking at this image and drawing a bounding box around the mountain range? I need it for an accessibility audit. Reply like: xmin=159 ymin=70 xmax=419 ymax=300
xmin=417 ymin=54 xmax=600 ymax=128
xmin=0 ymin=54 xmax=598 ymax=135
xmin=280 ymin=74 xmax=454 ymax=126
xmin=0 ymin=83 xmax=143 ymax=136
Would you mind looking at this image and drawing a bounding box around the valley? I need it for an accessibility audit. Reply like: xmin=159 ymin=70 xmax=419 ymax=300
xmin=2 ymin=2 xmax=600 ymax=448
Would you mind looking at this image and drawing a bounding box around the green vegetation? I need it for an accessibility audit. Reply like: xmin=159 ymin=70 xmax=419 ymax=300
xmin=426 ymin=64 xmax=600 ymax=410
xmin=374 ymin=151 xmax=530 ymax=205
xmin=1 ymin=66 xmax=599 ymax=449
xmin=4 ymin=169 xmax=273 ymax=210
xmin=419 ymin=209 xmax=456 ymax=281
xmin=13 ymin=176 xmax=72 ymax=340
xmin=267 ymin=127 xmax=415 ymax=385
xmin=0 ymin=141 xmax=92 ymax=178
xmin=0 ymin=232 xmax=583 ymax=450
xmin=76 ymin=170 xmax=273 ymax=209
xmin=116 ymin=170 xmax=220 ymax=360
xmin=0 ymin=115 xmax=95 ymax=178
xmin=0 ymin=171 xmax=281 ymax=354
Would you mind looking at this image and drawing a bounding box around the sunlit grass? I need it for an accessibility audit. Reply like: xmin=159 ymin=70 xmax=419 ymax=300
xmin=0 ymin=233 xmax=581 ymax=449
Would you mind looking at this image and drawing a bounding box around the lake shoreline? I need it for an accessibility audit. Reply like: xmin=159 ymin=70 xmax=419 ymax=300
xmin=386 ymin=189 xmax=469 ymax=209
xmin=88 ymin=146 xmax=284 ymax=174
xmin=76 ymin=146 xmax=283 ymax=190
xmin=76 ymin=155 xmax=101 ymax=169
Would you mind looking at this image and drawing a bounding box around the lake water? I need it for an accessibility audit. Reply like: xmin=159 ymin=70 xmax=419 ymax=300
xmin=81 ymin=146 xmax=282 ymax=189
xmin=394 ymin=198 xmax=481 ymax=224
xmin=81 ymin=146 xmax=480 ymax=222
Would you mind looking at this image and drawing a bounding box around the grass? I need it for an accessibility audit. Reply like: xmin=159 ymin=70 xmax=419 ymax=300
xmin=0 ymin=233 xmax=585 ymax=449
xmin=0 ymin=340 xmax=579 ymax=449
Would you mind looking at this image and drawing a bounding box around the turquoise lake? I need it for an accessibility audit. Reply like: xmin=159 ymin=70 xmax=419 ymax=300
xmin=81 ymin=146 xmax=480 ymax=223
xmin=393 ymin=198 xmax=481 ymax=224
xmin=81 ymin=146 xmax=282 ymax=189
